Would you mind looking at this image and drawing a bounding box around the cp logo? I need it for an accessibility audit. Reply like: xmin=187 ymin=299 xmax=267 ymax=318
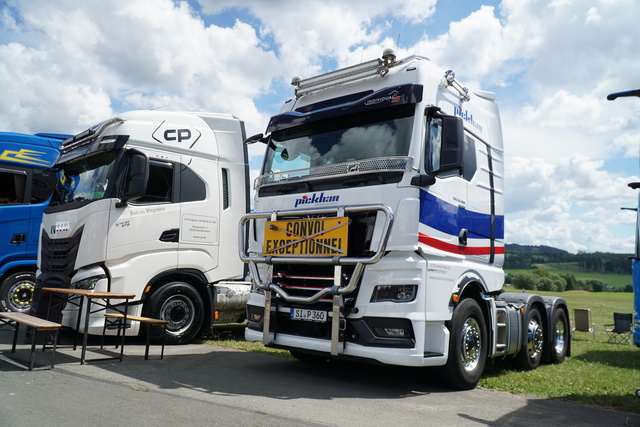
xmin=164 ymin=129 xmax=192 ymax=142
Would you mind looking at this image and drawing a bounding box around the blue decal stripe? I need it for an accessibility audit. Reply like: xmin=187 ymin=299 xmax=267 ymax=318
xmin=419 ymin=190 xmax=504 ymax=239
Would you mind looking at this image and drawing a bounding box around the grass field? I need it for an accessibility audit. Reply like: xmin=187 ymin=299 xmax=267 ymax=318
xmin=479 ymin=289 xmax=639 ymax=413
xmin=506 ymin=264 xmax=633 ymax=289
xmin=200 ymin=290 xmax=639 ymax=414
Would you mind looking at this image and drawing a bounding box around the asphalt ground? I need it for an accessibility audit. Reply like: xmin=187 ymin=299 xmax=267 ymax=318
xmin=1 ymin=327 xmax=639 ymax=427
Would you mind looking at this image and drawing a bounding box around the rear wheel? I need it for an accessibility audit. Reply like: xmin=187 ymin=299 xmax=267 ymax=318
xmin=0 ymin=272 xmax=36 ymax=313
xmin=512 ymin=307 xmax=544 ymax=370
xmin=146 ymin=282 xmax=204 ymax=344
xmin=441 ymin=298 xmax=487 ymax=390
xmin=549 ymin=308 xmax=568 ymax=364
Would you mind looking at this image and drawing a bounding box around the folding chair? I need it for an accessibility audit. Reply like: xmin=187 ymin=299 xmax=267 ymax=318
xmin=604 ymin=312 xmax=632 ymax=344
xmin=572 ymin=308 xmax=595 ymax=340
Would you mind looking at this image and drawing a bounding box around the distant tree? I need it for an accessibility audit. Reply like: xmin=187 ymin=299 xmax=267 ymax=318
xmin=587 ymin=280 xmax=605 ymax=292
xmin=537 ymin=277 xmax=555 ymax=291
xmin=512 ymin=272 xmax=537 ymax=290
xmin=532 ymin=269 xmax=567 ymax=292
xmin=562 ymin=273 xmax=578 ymax=291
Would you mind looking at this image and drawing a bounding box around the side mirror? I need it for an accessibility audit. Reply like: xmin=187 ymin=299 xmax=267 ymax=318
xmin=425 ymin=106 xmax=465 ymax=176
xmin=244 ymin=133 xmax=266 ymax=144
xmin=117 ymin=151 xmax=148 ymax=207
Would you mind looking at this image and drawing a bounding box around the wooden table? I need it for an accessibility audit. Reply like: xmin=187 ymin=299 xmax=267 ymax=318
xmin=42 ymin=288 xmax=135 ymax=364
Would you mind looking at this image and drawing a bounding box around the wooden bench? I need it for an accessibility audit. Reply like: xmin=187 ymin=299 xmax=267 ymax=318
xmin=103 ymin=313 xmax=168 ymax=360
xmin=0 ymin=312 xmax=61 ymax=370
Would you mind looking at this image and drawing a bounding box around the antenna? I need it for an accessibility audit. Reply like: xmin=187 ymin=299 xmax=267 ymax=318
xmin=395 ymin=34 xmax=400 ymax=52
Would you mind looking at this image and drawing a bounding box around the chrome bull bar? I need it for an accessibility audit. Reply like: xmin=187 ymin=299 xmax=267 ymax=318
xmin=239 ymin=204 xmax=394 ymax=355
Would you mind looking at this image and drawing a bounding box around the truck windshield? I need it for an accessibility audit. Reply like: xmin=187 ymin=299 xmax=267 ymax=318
xmin=51 ymin=151 xmax=119 ymax=205
xmin=262 ymin=104 xmax=415 ymax=180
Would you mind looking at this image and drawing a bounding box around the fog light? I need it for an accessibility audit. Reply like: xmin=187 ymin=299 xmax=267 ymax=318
xmin=250 ymin=313 xmax=263 ymax=323
xmin=374 ymin=327 xmax=408 ymax=337
xmin=370 ymin=285 xmax=417 ymax=302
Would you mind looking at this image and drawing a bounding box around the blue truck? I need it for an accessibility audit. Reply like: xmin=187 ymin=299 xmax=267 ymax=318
xmin=0 ymin=132 xmax=68 ymax=313
xmin=608 ymin=88 xmax=640 ymax=347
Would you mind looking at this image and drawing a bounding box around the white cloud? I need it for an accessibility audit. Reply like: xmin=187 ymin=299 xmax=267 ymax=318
xmin=1 ymin=0 xmax=639 ymax=253
xmin=0 ymin=0 xmax=279 ymax=135
xmin=197 ymin=0 xmax=437 ymax=76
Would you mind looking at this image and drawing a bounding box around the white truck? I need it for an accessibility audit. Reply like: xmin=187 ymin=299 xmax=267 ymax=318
xmin=38 ymin=111 xmax=250 ymax=344
xmin=240 ymin=50 xmax=570 ymax=389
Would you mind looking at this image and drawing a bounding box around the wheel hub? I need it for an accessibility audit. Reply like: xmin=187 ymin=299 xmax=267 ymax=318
xmin=9 ymin=281 xmax=34 ymax=311
xmin=527 ymin=319 xmax=544 ymax=359
xmin=461 ymin=318 xmax=481 ymax=372
xmin=162 ymin=298 xmax=193 ymax=331
xmin=554 ymin=319 xmax=566 ymax=353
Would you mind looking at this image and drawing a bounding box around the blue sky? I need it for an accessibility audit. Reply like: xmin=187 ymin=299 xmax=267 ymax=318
xmin=1 ymin=0 xmax=639 ymax=253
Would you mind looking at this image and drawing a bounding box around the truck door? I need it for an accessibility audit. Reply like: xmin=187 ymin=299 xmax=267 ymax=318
xmin=0 ymin=168 xmax=29 ymax=264
xmin=107 ymin=157 xmax=181 ymax=271
xmin=418 ymin=113 xmax=469 ymax=257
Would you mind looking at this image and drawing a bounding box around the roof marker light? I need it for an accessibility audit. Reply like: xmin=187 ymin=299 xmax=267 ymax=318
xmin=291 ymin=49 xmax=399 ymax=98
xmin=441 ymin=70 xmax=471 ymax=103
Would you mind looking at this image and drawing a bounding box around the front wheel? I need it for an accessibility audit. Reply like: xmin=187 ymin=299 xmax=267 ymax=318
xmin=441 ymin=298 xmax=488 ymax=390
xmin=0 ymin=272 xmax=36 ymax=313
xmin=512 ymin=307 xmax=544 ymax=370
xmin=145 ymin=282 xmax=204 ymax=345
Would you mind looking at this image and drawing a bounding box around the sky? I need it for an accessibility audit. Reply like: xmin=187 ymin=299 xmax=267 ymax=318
xmin=1 ymin=0 xmax=639 ymax=254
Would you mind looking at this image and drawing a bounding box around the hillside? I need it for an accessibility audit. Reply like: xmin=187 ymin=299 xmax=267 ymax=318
xmin=504 ymin=243 xmax=633 ymax=292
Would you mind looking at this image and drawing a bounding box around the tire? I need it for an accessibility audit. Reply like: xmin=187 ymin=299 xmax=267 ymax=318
xmin=549 ymin=308 xmax=568 ymax=364
xmin=512 ymin=307 xmax=544 ymax=370
xmin=0 ymin=272 xmax=36 ymax=313
xmin=290 ymin=350 xmax=329 ymax=364
xmin=145 ymin=282 xmax=204 ymax=345
xmin=441 ymin=298 xmax=487 ymax=390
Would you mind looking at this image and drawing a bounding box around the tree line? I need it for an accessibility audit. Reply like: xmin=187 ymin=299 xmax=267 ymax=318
xmin=505 ymin=270 xmax=633 ymax=293
xmin=504 ymin=245 xmax=633 ymax=293
xmin=505 ymin=248 xmax=632 ymax=275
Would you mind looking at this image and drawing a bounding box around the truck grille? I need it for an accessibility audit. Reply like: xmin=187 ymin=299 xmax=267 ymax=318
xmin=40 ymin=226 xmax=83 ymax=279
xmin=270 ymin=210 xmax=376 ymax=306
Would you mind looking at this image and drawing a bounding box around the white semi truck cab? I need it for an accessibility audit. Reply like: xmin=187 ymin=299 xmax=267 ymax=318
xmin=240 ymin=51 xmax=570 ymax=389
xmin=38 ymin=110 xmax=250 ymax=344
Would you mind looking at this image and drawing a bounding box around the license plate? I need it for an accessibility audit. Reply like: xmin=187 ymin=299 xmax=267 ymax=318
xmin=291 ymin=308 xmax=327 ymax=323
xmin=263 ymin=217 xmax=349 ymax=256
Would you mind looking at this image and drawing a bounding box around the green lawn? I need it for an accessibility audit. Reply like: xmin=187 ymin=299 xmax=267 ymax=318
xmin=506 ymin=264 xmax=632 ymax=289
xmin=200 ymin=291 xmax=639 ymax=414
xmin=479 ymin=290 xmax=639 ymax=413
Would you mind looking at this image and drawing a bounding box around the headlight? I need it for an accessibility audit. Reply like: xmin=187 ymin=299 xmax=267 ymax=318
xmin=370 ymin=285 xmax=417 ymax=302
xmin=73 ymin=275 xmax=106 ymax=290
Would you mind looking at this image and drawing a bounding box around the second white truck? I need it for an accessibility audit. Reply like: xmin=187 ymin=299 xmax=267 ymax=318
xmin=38 ymin=110 xmax=250 ymax=343
xmin=240 ymin=50 xmax=570 ymax=389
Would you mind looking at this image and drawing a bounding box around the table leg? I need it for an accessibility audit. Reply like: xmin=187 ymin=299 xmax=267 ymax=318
xmin=73 ymin=296 xmax=84 ymax=351
xmin=119 ymin=301 xmax=129 ymax=362
xmin=81 ymin=297 xmax=90 ymax=365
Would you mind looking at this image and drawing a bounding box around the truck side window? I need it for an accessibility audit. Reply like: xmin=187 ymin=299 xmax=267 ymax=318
xmin=0 ymin=169 xmax=27 ymax=204
xmin=135 ymin=160 xmax=173 ymax=204
xmin=462 ymin=135 xmax=477 ymax=181
xmin=180 ymin=164 xmax=206 ymax=203
xmin=31 ymin=169 xmax=56 ymax=204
